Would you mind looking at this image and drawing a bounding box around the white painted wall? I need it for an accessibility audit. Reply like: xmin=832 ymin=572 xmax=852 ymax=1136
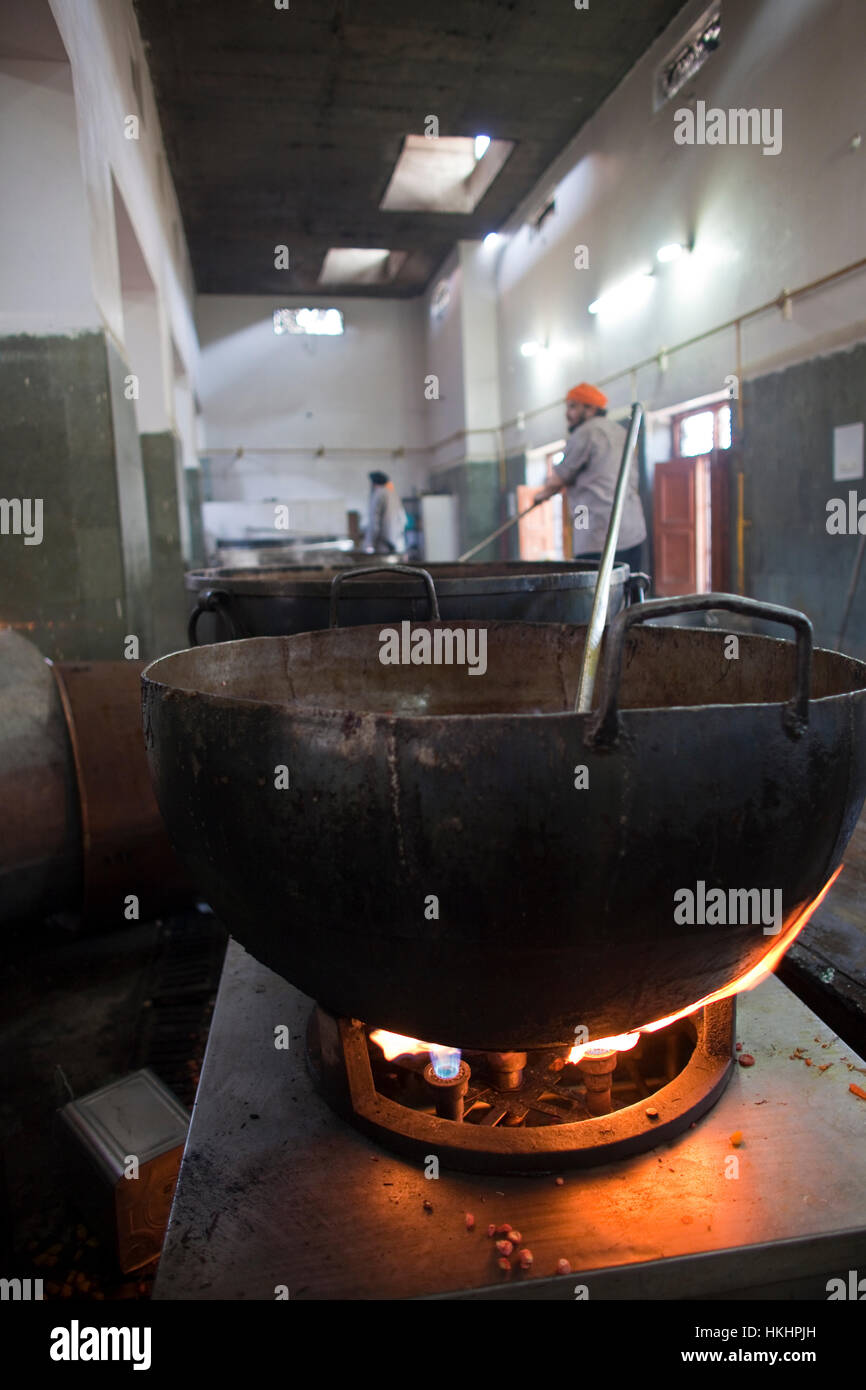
xmin=422 ymin=250 xmax=466 ymax=470
xmin=202 ymin=499 xmax=349 ymax=545
xmin=0 ymin=0 xmax=201 ymax=526
xmin=123 ymin=292 xmax=166 ymax=432
xmin=488 ymin=0 xmax=866 ymax=456
xmin=48 ymin=0 xmax=199 ymax=394
xmin=0 ymin=60 xmax=98 ymax=333
xmin=459 ymin=241 xmax=503 ymax=462
xmin=196 ymin=294 xmax=427 ymax=523
xmin=112 ymin=181 xmax=169 ymax=438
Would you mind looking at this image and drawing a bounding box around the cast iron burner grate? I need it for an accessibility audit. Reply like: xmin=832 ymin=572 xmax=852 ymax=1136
xmin=369 ymin=1027 xmax=694 ymax=1127
xmin=307 ymin=997 xmax=736 ymax=1174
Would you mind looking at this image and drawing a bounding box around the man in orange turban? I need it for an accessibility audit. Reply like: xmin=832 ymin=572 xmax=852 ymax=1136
xmin=535 ymin=383 xmax=646 ymax=570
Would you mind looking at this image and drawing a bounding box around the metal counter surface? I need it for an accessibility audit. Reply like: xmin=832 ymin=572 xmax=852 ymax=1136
xmin=154 ymin=941 xmax=866 ymax=1300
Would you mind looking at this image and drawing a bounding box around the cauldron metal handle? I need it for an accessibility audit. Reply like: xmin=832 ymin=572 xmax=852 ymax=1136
xmin=188 ymin=589 xmax=241 ymax=646
xmin=586 ymin=593 xmax=813 ymax=749
xmin=624 ymin=571 xmax=652 ymax=605
xmin=328 ymin=565 xmax=441 ymax=627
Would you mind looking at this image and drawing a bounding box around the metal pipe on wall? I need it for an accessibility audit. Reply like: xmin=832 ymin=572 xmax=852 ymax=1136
xmin=735 ymin=317 xmax=746 ymax=596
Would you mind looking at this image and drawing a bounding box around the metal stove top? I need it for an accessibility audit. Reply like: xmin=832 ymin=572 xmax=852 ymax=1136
xmin=154 ymin=940 xmax=866 ymax=1300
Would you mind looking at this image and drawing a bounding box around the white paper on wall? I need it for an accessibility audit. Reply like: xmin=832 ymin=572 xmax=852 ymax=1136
xmin=833 ymin=422 xmax=864 ymax=481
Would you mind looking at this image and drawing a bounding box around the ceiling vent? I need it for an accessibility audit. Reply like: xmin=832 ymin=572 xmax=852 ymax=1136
xmin=380 ymin=135 xmax=514 ymax=214
xmin=654 ymin=5 xmax=721 ymax=110
xmin=317 ymin=248 xmax=407 ymax=287
xmin=530 ymin=194 xmax=557 ymax=234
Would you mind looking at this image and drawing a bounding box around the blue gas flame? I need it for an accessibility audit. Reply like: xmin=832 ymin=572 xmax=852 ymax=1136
xmin=429 ymin=1044 xmax=462 ymax=1080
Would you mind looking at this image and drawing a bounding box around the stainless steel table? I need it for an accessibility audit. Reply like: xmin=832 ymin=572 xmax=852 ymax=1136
xmin=155 ymin=941 xmax=866 ymax=1300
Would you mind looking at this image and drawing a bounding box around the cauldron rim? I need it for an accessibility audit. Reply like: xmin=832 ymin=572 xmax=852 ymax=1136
xmin=142 ymin=622 xmax=866 ymax=718
xmin=183 ymin=559 xmax=630 ymax=599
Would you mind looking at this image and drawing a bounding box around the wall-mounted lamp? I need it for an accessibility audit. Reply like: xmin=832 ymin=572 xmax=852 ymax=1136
xmin=588 ymin=273 xmax=654 ymax=317
xmin=483 ymin=232 xmax=501 ymax=248
xmin=656 ymin=242 xmax=687 ymax=263
xmin=474 ymin=134 xmax=491 ymax=160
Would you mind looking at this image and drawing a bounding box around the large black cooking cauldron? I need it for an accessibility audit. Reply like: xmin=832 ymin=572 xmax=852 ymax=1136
xmin=142 ymin=593 xmax=866 ymax=1050
xmin=185 ymin=561 xmax=646 ymax=644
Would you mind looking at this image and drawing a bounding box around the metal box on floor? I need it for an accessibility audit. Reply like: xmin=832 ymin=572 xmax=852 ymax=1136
xmin=58 ymin=1068 xmax=188 ymax=1273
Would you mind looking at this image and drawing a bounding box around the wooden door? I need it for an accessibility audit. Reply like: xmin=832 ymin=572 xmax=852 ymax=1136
xmin=516 ymin=485 xmax=563 ymax=560
xmin=653 ymin=452 xmax=732 ymax=596
xmin=653 ymin=457 xmax=698 ymax=596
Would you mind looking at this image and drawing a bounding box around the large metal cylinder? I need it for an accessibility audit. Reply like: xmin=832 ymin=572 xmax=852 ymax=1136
xmin=0 ymin=628 xmax=82 ymax=921
xmin=50 ymin=656 xmax=192 ymax=923
xmin=0 ymin=630 xmax=190 ymax=925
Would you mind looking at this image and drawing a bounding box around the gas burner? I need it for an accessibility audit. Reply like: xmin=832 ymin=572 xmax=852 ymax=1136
xmin=306 ymin=998 xmax=735 ymax=1173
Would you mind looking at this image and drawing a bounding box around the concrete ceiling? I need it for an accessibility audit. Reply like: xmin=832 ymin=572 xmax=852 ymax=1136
xmin=133 ymin=0 xmax=688 ymax=299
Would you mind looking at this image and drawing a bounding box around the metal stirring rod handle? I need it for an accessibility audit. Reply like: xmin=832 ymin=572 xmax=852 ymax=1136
xmin=457 ymin=494 xmax=547 ymax=563
xmin=575 ymin=401 xmax=644 ymax=714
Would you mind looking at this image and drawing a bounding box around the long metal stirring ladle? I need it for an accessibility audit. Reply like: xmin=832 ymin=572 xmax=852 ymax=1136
xmin=575 ymin=401 xmax=644 ymax=713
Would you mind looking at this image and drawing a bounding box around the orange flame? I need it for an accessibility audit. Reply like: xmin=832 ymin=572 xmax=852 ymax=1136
xmin=567 ymin=866 xmax=842 ymax=1061
xmin=640 ymin=866 xmax=841 ymax=1034
xmin=371 ymin=869 xmax=841 ymax=1070
xmin=369 ymin=1029 xmax=432 ymax=1061
xmin=569 ymin=1032 xmax=641 ymax=1064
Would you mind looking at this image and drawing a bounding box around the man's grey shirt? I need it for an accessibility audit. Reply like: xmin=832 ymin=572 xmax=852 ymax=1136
xmin=553 ymin=416 xmax=647 ymax=555
xmin=364 ymin=484 xmax=407 ymax=550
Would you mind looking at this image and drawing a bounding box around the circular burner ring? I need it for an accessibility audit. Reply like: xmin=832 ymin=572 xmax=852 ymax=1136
xmin=306 ymin=998 xmax=736 ymax=1174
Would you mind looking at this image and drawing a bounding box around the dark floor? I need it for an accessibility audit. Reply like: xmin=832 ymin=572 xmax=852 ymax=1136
xmin=0 ymin=906 xmax=226 ymax=1299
